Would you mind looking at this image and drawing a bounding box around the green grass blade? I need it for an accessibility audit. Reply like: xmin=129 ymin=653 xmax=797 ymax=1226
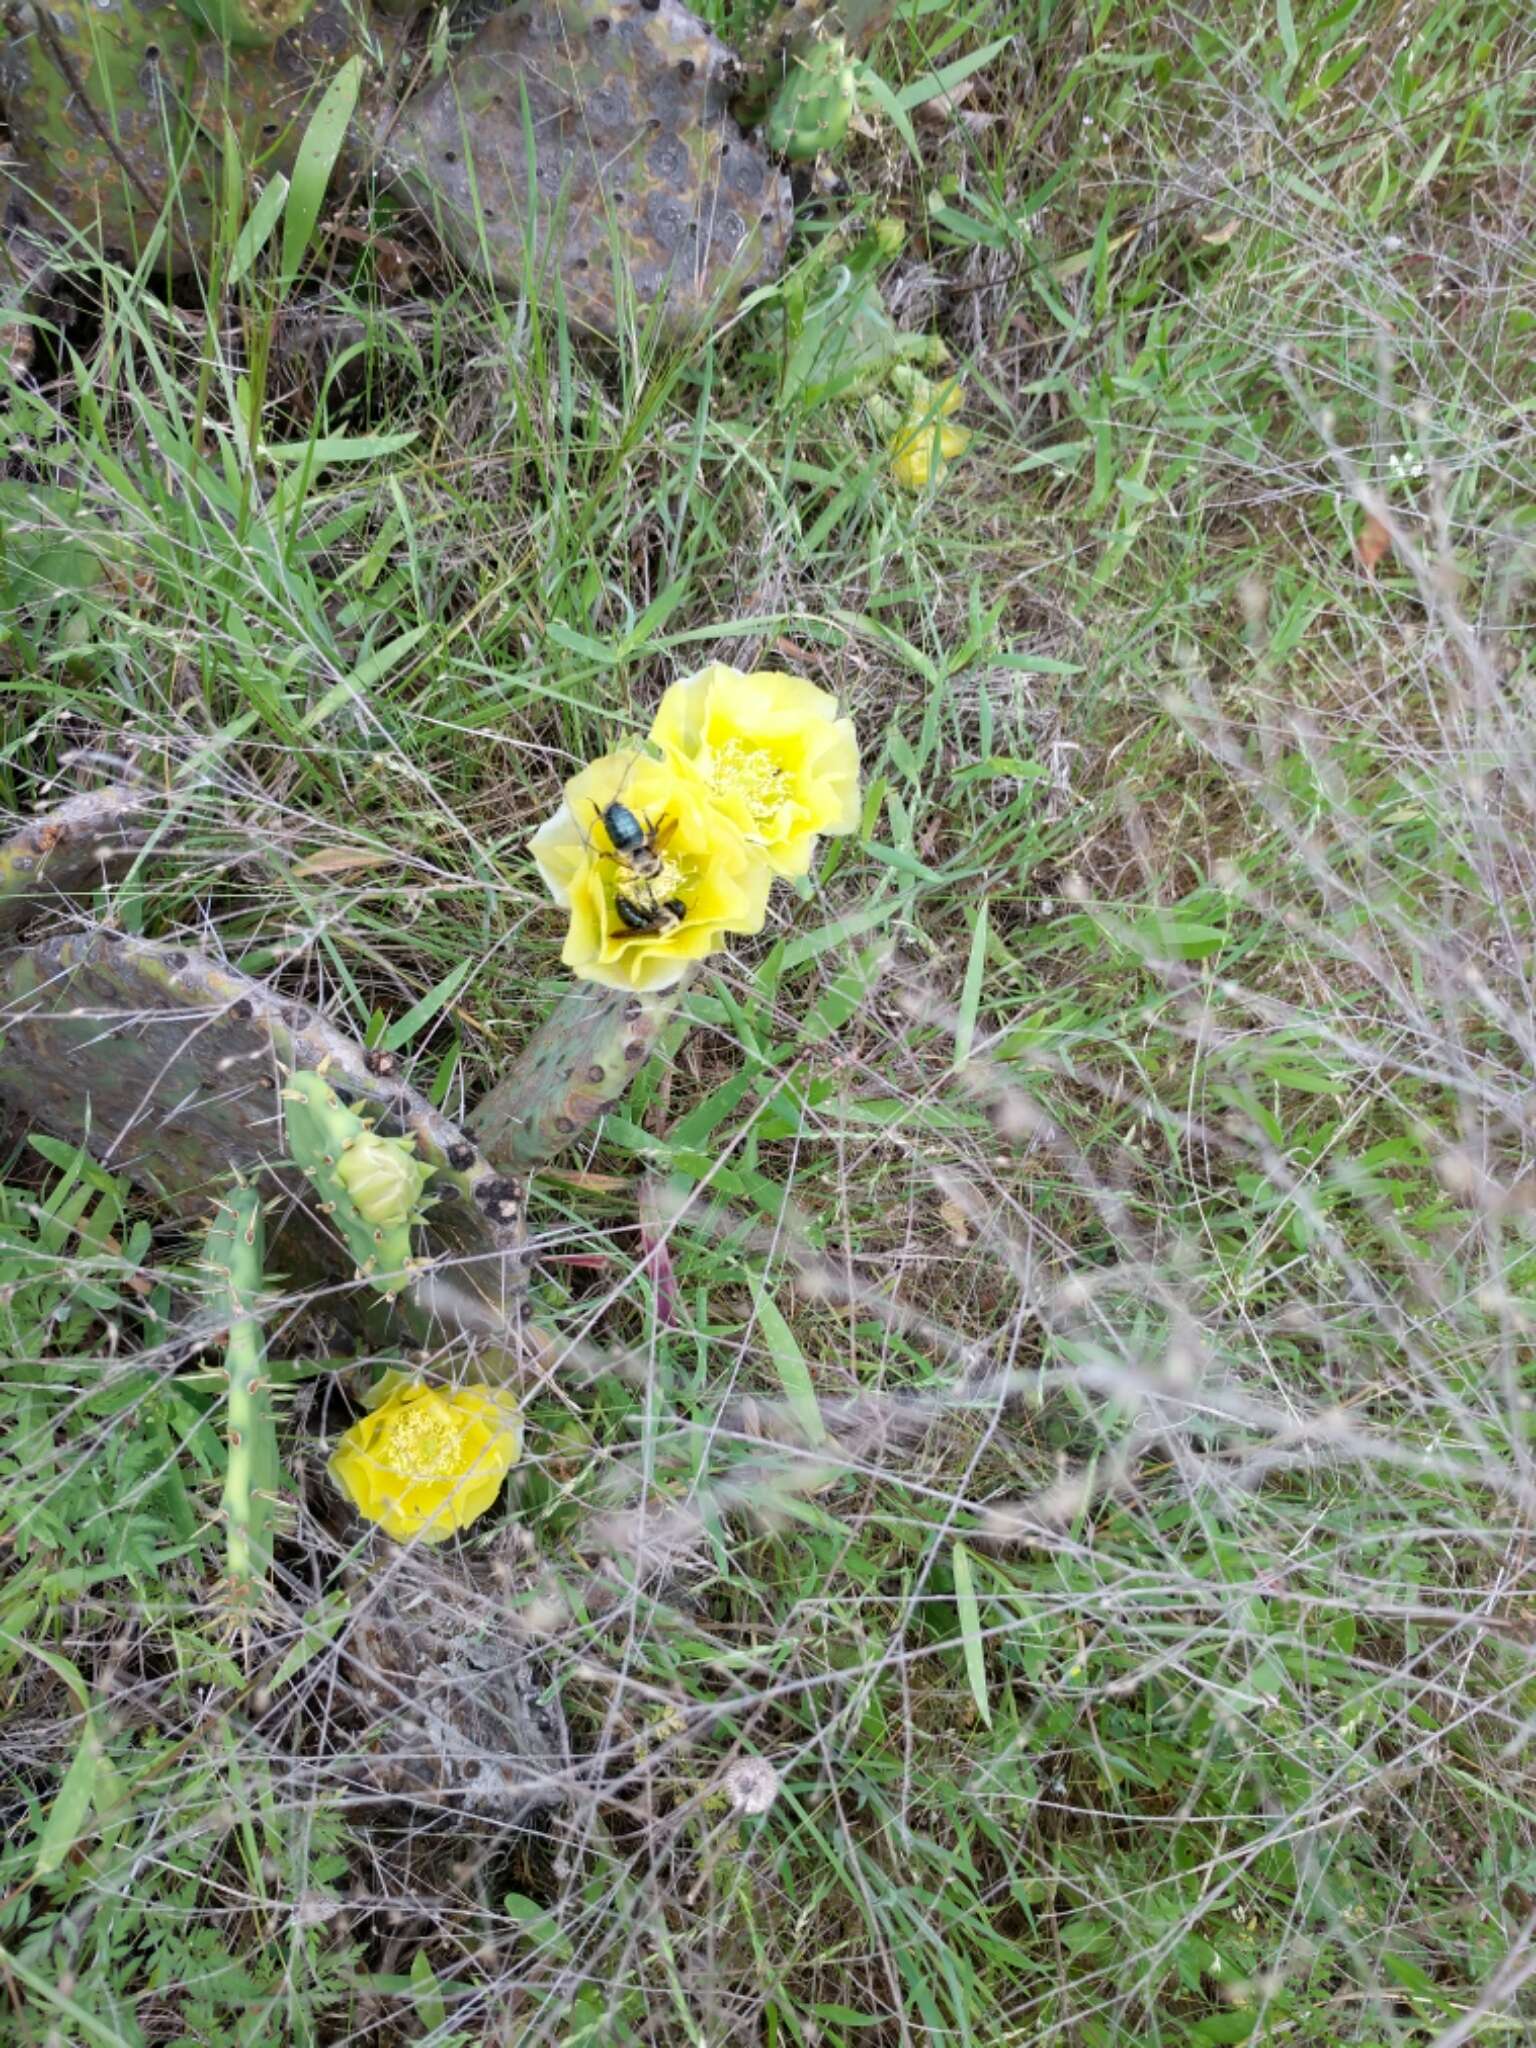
xmin=379 ymin=959 xmax=474 ymax=1053
xmin=281 ymin=56 xmax=363 ymax=287
xmin=227 ymin=173 xmax=290 ymax=289
xmin=750 ymin=1278 xmax=827 ymax=1447
xmin=950 ymin=1541 xmax=992 ymax=1730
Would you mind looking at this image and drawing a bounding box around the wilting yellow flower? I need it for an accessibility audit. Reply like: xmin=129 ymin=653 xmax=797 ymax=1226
xmin=648 ymin=664 xmax=860 ymax=881
xmin=878 ymin=374 xmax=972 ymax=491
xmin=889 ymin=418 xmax=971 ymax=490
xmin=329 ymin=1373 xmax=522 ymax=1544
xmin=529 ymin=745 xmax=771 ymax=993
xmin=889 ymin=368 xmax=966 ymax=419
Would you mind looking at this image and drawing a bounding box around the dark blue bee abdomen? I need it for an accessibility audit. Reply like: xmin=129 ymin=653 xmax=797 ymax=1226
xmin=600 ymin=801 xmax=646 ymax=857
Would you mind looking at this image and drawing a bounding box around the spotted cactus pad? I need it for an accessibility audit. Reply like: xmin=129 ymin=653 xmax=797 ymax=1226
xmin=0 ymin=2 xmax=366 ymax=263
xmin=376 ymin=0 xmax=793 ymax=337
xmin=469 ymin=979 xmax=681 ymax=1170
xmin=0 ymin=927 xmax=529 ymax=1356
xmin=1 ymin=0 xmax=791 ymax=338
xmin=0 ymin=785 xmax=156 ymax=940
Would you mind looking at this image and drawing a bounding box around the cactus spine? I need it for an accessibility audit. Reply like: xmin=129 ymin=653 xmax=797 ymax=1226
xmin=283 ymin=1068 xmax=434 ymax=1295
xmin=205 ymin=1183 xmax=277 ymax=1603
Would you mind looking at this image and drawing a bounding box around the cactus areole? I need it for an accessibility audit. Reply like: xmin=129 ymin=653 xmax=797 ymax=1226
xmin=0 ymin=0 xmax=793 ymax=339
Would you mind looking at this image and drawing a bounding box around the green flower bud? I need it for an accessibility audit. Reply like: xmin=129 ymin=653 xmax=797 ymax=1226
xmin=336 ymin=1131 xmax=432 ymax=1228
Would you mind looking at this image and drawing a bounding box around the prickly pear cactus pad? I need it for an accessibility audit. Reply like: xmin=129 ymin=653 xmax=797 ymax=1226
xmin=376 ymin=0 xmax=793 ymax=338
xmin=0 ymin=1 xmax=365 ymax=263
xmin=175 ymin=0 xmax=319 ymax=45
xmin=0 ymin=928 xmax=523 ymax=1307
xmin=469 ymin=982 xmax=683 ymax=1171
xmin=0 ymin=786 xmax=157 ymax=940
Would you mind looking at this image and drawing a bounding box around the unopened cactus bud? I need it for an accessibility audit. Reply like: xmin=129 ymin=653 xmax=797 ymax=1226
xmin=283 ymin=1067 xmax=433 ymax=1294
xmin=336 ymin=1127 xmax=432 ymax=1228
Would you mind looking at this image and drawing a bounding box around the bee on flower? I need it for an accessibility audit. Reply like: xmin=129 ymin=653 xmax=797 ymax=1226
xmin=530 ymin=667 xmax=861 ymax=989
xmin=529 ymin=745 xmax=773 ymax=992
xmin=329 ymin=1372 xmax=523 ymax=1544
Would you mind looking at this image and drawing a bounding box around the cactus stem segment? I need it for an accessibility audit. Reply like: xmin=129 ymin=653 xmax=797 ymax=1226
xmin=763 ymin=32 xmax=858 ymax=158
xmin=282 ymin=1067 xmax=434 ymax=1295
xmin=204 ymin=1182 xmax=276 ymax=1608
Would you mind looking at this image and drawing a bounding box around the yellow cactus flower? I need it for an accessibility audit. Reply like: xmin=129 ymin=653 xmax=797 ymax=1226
xmin=889 ymin=417 xmax=972 ymax=491
xmin=529 ymin=745 xmax=772 ymax=993
xmin=648 ymin=663 xmax=861 ymax=881
xmin=329 ymin=1373 xmax=522 ymax=1544
xmin=889 ymin=368 xmax=966 ymax=418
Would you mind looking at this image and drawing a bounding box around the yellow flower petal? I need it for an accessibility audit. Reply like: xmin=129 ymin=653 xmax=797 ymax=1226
xmin=649 ymin=664 xmax=861 ymax=881
xmin=529 ymin=746 xmax=771 ymax=991
xmin=328 ymin=1378 xmax=522 ymax=1543
xmin=889 ymin=369 xmax=966 ymax=419
xmin=889 ymin=417 xmax=971 ymax=491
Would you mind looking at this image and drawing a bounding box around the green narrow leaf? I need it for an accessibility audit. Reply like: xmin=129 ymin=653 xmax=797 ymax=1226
xmin=262 ymin=430 xmax=419 ymax=465
xmin=854 ymin=63 xmax=919 ymax=158
xmin=1381 ymin=1952 xmax=1459 ymax=2016
xmin=864 ymin=841 xmax=944 ymax=884
xmin=800 ymin=945 xmax=889 ymax=1047
xmin=894 ymin=36 xmax=1011 ymax=113
xmin=1276 ymin=0 xmax=1300 ymax=70
xmin=781 ymin=897 xmax=900 ymax=972
xmin=380 ymin=959 xmax=475 ymax=1053
xmin=34 ymin=1717 xmax=100 ymax=1876
xmin=301 ymin=622 xmax=432 ymax=730
xmin=546 ymin=619 xmax=613 ymax=663
xmin=264 ymin=1605 xmax=352 ymax=1703
xmin=954 ymin=900 xmax=988 ymax=1065
xmin=21 ymin=1643 xmax=90 ymax=1712
xmin=951 ymin=1541 xmax=992 ymax=1728
xmin=1190 ymin=2016 xmax=1258 ymax=2045
xmin=409 ymin=1949 xmax=447 ymax=2033
xmin=1097 ymin=912 xmax=1228 ymax=961
xmin=226 ymin=173 xmax=290 ymax=288
xmin=281 ymin=56 xmax=363 ymax=284
xmin=750 ymin=1278 xmax=827 ymax=1446
xmin=503 ymin=1892 xmax=575 ymax=1961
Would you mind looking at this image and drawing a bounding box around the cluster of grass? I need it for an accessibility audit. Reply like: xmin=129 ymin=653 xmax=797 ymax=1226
xmin=2 ymin=0 xmax=1535 ymax=2041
